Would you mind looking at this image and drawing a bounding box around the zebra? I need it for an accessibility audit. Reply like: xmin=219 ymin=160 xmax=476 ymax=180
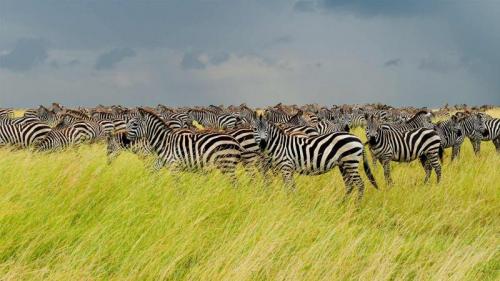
xmin=474 ymin=117 xmax=500 ymax=153
xmin=365 ymin=115 xmax=442 ymax=185
xmin=264 ymin=108 xmax=298 ymax=124
xmin=367 ymin=111 xmax=434 ymax=167
xmin=280 ymin=124 xmax=319 ymax=137
xmin=187 ymin=109 xmax=240 ymax=129
xmin=106 ymin=131 xmax=154 ymax=163
xmin=20 ymin=105 xmax=58 ymax=126
xmin=0 ymin=108 xmax=14 ymax=119
xmin=35 ymin=125 xmax=91 ymax=151
xmin=315 ymin=119 xmax=350 ymax=135
xmin=454 ymin=112 xmax=489 ymax=155
xmin=54 ymin=112 xmax=106 ymax=142
xmin=253 ymin=116 xmax=378 ymax=199
xmin=433 ymin=115 xmax=465 ymax=160
xmin=126 ymin=108 xmax=242 ymax=181
xmin=0 ymin=119 xmax=51 ymax=148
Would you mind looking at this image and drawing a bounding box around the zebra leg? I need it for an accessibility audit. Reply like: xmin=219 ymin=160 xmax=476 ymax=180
xmin=494 ymin=138 xmax=500 ymax=152
xmin=382 ymin=160 xmax=393 ymax=186
xmin=419 ymin=156 xmax=432 ymax=184
xmin=340 ymin=164 xmax=364 ymax=201
xmin=428 ymin=152 xmax=442 ymax=183
xmin=451 ymin=145 xmax=460 ymax=161
xmin=370 ymin=148 xmax=378 ymax=169
xmin=281 ymin=166 xmax=296 ymax=191
xmin=471 ymin=138 xmax=481 ymax=155
xmin=153 ymin=158 xmax=166 ymax=171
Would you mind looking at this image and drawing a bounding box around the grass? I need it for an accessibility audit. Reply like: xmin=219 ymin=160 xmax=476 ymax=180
xmin=0 ymin=110 xmax=499 ymax=280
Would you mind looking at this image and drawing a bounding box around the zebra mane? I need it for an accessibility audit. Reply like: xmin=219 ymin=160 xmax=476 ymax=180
xmin=137 ymin=108 xmax=173 ymax=130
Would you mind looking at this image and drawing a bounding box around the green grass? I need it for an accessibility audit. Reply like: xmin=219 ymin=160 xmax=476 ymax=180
xmin=0 ymin=113 xmax=499 ymax=280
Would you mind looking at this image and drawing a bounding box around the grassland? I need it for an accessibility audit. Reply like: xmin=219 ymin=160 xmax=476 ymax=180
xmin=0 ymin=110 xmax=499 ymax=280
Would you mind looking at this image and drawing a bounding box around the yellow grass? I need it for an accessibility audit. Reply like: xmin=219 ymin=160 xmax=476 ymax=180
xmin=0 ymin=109 xmax=498 ymax=280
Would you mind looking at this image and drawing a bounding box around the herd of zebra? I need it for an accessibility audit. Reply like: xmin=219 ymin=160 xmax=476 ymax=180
xmin=0 ymin=103 xmax=498 ymax=199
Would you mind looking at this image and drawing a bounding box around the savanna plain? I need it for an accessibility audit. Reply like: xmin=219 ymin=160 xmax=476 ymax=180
xmin=0 ymin=109 xmax=499 ymax=281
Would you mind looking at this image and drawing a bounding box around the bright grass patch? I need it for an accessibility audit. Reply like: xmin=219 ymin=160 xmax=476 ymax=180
xmin=0 ymin=110 xmax=499 ymax=280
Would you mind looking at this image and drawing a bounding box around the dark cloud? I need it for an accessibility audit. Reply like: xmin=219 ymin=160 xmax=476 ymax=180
xmin=95 ymin=48 xmax=136 ymax=70
xmin=294 ymin=1 xmax=316 ymax=13
xmin=384 ymin=58 xmax=401 ymax=67
xmin=180 ymin=51 xmax=206 ymax=70
xmin=0 ymin=38 xmax=48 ymax=71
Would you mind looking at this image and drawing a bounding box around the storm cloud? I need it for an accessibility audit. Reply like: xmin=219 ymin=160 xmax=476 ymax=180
xmin=0 ymin=38 xmax=48 ymax=71
xmin=95 ymin=48 xmax=136 ymax=70
xmin=0 ymin=0 xmax=499 ymax=107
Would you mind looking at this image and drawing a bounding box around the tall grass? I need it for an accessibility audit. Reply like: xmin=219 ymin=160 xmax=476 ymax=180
xmin=0 ymin=110 xmax=499 ymax=280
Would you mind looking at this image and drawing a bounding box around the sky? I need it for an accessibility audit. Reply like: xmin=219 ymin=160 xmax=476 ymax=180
xmin=0 ymin=0 xmax=499 ymax=108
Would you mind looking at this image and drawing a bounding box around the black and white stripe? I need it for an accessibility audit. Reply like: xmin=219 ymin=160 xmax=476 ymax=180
xmin=433 ymin=115 xmax=465 ymax=160
xmin=365 ymin=115 xmax=442 ymax=184
xmin=0 ymin=119 xmax=51 ymax=148
xmin=127 ymin=108 xmax=242 ymax=181
xmin=253 ymin=116 xmax=378 ymax=199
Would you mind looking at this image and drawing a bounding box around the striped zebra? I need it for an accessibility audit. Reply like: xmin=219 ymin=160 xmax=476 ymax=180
xmin=35 ymin=125 xmax=90 ymax=151
xmin=0 ymin=119 xmax=51 ymax=148
xmin=0 ymin=108 xmax=14 ymax=119
xmin=367 ymin=111 xmax=434 ymax=167
xmin=365 ymin=115 xmax=442 ymax=185
xmin=23 ymin=105 xmax=58 ymax=126
xmin=106 ymin=131 xmax=154 ymax=163
xmin=315 ymin=119 xmax=350 ymax=135
xmin=280 ymin=125 xmax=319 ymax=137
xmin=253 ymin=116 xmax=378 ymax=199
xmin=265 ymin=108 xmax=293 ymax=124
xmin=433 ymin=115 xmax=465 ymax=160
xmin=474 ymin=116 xmax=500 ymax=153
xmin=126 ymin=108 xmax=242 ymax=181
xmin=454 ymin=112 xmax=488 ymax=155
xmin=54 ymin=112 xmax=106 ymax=142
xmin=187 ymin=109 xmax=240 ymax=129
xmin=238 ymin=105 xmax=258 ymax=125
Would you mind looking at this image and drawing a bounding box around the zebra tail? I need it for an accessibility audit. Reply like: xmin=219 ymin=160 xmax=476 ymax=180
xmin=362 ymin=148 xmax=378 ymax=189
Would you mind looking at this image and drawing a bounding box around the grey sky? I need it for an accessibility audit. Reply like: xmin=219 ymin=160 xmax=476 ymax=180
xmin=0 ymin=0 xmax=498 ymax=108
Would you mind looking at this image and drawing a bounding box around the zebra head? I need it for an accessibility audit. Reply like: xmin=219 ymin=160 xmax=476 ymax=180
xmin=126 ymin=117 xmax=143 ymax=141
xmin=449 ymin=115 xmax=463 ymax=137
xmin=364 ymin=114 xmax=380 ymax=145
xmin=474 ymin=113 xmax=489 ymax=138
xmin=253 ymin=115 xmax=269 ymax=150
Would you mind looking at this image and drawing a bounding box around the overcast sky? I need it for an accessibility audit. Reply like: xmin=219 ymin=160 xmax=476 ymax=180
xmin=0 ymin=0 xmax=499 ymax=108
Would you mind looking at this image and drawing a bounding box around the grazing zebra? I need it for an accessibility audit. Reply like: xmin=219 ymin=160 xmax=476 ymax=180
xmin=106 ymin=131 xmax=154 ymax=163
xmin=35 ymin=126 xmax=90 ymax=151
xmin=253 ymin=116 xmax=378 ymax=199
xmin=0 ymin=119 xmax=51 ymax=148
xmin=433 ymin=115 xmax=465 ymax=160
xmin=365 ymin=115 xmax=442 ymax=185
xmin=126 ymin=108 xmax=242 ymax=181
xmin=238 ymin=105 xmax=258 ymax=125
xmin=187 ymin=109 xmax=240 ymax=129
